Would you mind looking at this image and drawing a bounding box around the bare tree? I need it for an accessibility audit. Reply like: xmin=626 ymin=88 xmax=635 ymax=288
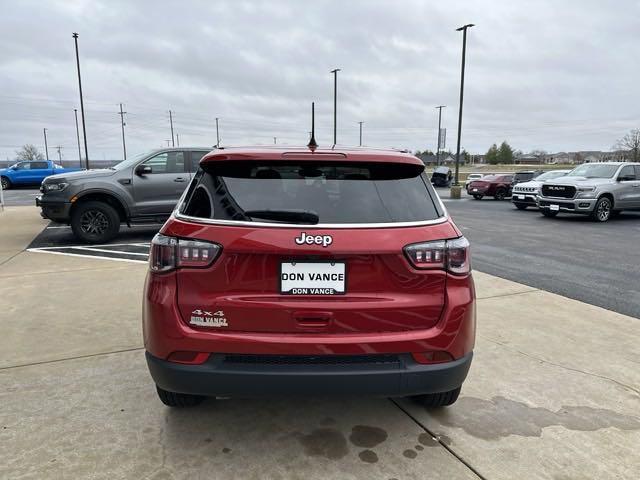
xmin=15 ymin=144 xmax=44 ymax=161
xmin=615 ymin=129 xmax=640 ymax=162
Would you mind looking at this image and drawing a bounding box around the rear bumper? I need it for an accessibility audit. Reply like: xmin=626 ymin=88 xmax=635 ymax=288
xmin=146 ymin=351 xmax=473 ymax=397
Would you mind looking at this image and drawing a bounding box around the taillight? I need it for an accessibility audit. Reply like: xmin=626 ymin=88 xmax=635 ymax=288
xmin=149 ymin=233 xmax=221 ymax=273
xmin=404 ymin=237 xmax=471 ymax=274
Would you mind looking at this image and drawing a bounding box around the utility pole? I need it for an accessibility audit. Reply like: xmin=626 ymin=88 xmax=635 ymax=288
xmin=331 ymin=68 xmax=340 ymax=145
xmin=165 ymin=140 xmax=171 ymax=147
xmin=74 ymin=109 xmax=82 ymax=165
xmin=273 ymin=137 xmax=277 ymax=145
xmin=176 ymin=133 xmax=180 ymax=147
xmin=453 ymin=24 xmax=474 ymax=187
xmin=43 ymin=128 xmax=49 ymax=160
xmin=72 ymin=33 xmax=90 ymax=169
xmin=435 ymin=105 xmax=446 ymax=166
xmin=55 ymin=145 xmax=63 ymax=162
xmin=118 ymin=103 xmax=127 ymax=160
xmin=215 ymin=117 xmax=220 ymax=147
xmin=358 ymin=121 xmax=364 ymax=146
xmin=169 ymin=110 xmax=175 ymax=147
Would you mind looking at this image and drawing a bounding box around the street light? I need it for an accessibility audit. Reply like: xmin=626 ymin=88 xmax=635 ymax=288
xmin=331 ymin=68 xmax=340 ymax=145
xmin=453 ymin=23 xmax=474 ymax=188
xmin=435 ymin=106 xmax=446 ymax=166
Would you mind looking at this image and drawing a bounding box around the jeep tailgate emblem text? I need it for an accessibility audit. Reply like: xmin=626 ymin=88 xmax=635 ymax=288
xmin=295 ymin=232 xmax=333 ymax=247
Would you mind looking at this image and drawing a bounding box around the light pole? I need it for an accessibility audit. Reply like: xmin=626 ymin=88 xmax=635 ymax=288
xmin=118 ymin=103 xmax=127 ymax=160
xmin=43 ymin=128 xmax=49 ymax=160
xmin=453 ymin=24 xmax=474 ymax=188
xmin=358 ymin=121 xmax=364 ymax=146
xmin=331 ymin=68 xmax=340 ymax=145
xmin=215 ymin=117 xmax=220 ymax=147
xmin=169 ymin=110 xmax=175 ymax=147
xmin=74 ymin=109 xmax=82 ymax=164
xmin=72 ymin=33 xmax=90 ymax=169
xmin=435 ymin=106 xmax=445 ymax=166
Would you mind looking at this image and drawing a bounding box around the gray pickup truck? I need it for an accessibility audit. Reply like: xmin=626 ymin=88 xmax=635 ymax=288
xmin=537 ymin=162 xmax=640 ymax=222
xmin=37 ymin=147 xmax=212 ymax=243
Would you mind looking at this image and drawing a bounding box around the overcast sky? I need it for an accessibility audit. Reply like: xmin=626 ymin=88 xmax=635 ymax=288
xmin=1 ymin=0 xmax=638 ymax=162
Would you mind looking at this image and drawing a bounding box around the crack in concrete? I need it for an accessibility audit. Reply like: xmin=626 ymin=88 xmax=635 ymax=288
xmin=0 ymin=347 xmax=144 ymax=371
xmin=389 ymin=398 xmax=488 ymax=480
xmin=481 ymin=334 xmax=640 ymax=397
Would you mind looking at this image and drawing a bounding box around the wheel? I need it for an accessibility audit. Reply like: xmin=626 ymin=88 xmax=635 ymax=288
xmin=71 ymin=201 xmax=120 ymax=243
xmin=0 ymin=176 xmax=10 ymax=190
xmin=156 ymin=385 xmax=205 ymax=407
xmin=591 ymin=196 xmax=613 ymax=222
xmin=494 ymin=188 xmax=507 ymax=200
xmin=410 ymin=387 xmax=461 ymax=408
xmin=541 ymin=209 xmax=558 ymax=218
xmin=472 ymin=194 xmax=483 ymax=200
xmin=514 ymin=203 xmax=527 ymax=210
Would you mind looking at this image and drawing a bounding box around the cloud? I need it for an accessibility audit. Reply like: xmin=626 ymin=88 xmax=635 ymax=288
xmin=0 ymin=0 xmax=638 ymax=161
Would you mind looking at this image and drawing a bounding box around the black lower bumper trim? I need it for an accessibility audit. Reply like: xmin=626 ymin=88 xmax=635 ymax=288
xmin=146 ymin=351 xmax=473 ymax=397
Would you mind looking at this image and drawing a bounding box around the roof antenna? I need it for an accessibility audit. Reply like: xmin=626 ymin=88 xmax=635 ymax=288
xmin=307 ymin=102 xmax=318 ymax=150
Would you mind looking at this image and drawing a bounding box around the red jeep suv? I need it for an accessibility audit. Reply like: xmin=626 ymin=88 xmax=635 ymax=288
xmin=143 ymin=147 xmax=475 ymax=408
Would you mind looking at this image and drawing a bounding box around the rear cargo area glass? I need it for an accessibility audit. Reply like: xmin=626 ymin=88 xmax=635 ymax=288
xmin=181 ymin=161 xmax=441 ymax=224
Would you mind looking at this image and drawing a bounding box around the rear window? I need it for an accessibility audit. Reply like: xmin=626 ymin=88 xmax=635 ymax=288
xmin=179 ymin=161 xmax=443 ymax=225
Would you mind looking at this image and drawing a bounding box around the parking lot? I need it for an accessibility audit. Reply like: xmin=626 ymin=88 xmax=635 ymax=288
xmin=2 ymin=191 xmax=639 ymax=479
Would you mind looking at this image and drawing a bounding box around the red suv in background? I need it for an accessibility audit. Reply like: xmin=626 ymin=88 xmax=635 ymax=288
xmin=467 ymin=174 xmax=514 ymax=200
xmin=143 ymin=147 xmax=475 ymax=408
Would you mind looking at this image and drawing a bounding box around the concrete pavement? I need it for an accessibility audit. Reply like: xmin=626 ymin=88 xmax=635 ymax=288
xmin=1 ymin=207 xmax=639 ymax=479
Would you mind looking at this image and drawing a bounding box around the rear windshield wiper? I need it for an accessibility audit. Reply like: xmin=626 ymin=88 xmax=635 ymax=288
xmin=244 ymin=209 xmax=319 ymax=224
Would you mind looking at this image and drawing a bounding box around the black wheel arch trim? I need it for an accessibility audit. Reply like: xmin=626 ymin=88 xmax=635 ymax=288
xmin=72 ymin=188 xmax=131 ymax=218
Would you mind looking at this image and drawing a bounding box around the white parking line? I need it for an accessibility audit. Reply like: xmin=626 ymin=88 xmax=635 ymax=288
xmin=26 ymin=248 xmax=147 ymax=264
xmin=68 ymin=246 xmax=149 ymax=256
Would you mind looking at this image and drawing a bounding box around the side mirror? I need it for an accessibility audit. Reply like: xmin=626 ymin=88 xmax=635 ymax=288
xmin=135 ymin=165 xmax=152 ymax=176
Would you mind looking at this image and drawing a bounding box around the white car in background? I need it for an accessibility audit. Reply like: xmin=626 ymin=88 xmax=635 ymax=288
xmin=465 ymin=173 xmax=484 ymax=187
xmin=511 ymin=170 xmax=571 ymax=210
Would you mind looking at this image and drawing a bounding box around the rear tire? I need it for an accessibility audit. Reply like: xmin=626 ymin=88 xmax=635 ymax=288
xmin=71 ymin=201 xmax=120 ymax=244
xmin=411 ymin=387 xmax=461 ymax=408
xmin=541 ymin=209 xmax=558 ymax=218
xmin=494 ymin=188 xmax=507 ymax=200
xmin=514 ymin=203 xmax=527 ymax=210
xmin=0 ymin=176 xmax=10 ymax=190
xmin=472 ymin=194 xmax=483 ymax=200
xmin=590 ymin=196 xmax=613 ymax=222
xmin=156 ymin=385 xmax=205 ymax=407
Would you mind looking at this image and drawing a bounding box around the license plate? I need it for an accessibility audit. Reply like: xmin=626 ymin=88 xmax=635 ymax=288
xmin=472 ymin=188 xmax=478 ymax=192
xmin=280 ymin=262 xmax=346 ymax=295
xmin=516 ymin=194 xmax=524 ymax=200
xmin=550 ymin=204 xmax=560 ymax=211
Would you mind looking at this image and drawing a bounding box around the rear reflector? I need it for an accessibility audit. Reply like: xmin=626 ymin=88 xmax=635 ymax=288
xmin=404 ymin=237 xmax=471 ymax=274
xmin=411 ymin=351 xmax=454 ymax=364
xmin=167 ymin=351 xmax=210 ymax=365
xmin=150 ymin=233 xmax=221 ymax=272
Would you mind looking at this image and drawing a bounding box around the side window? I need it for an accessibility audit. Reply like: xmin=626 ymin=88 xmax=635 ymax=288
xmin=31 ymin=161 xmax=49 ymax=169
xmin=142 ymin=151 xmax=185 ymax=174
xmin=618 ymin=165 xmax=636 ymax=180
xmin=635 ymin=166 xmax=640 ymax=179
xmin=190 ymin=151 xmax=209 ymax=172
xmin=502 ymin=175 xmax=513 ymax=182
xmin=15 ymin=162 xmax=31 ymax=170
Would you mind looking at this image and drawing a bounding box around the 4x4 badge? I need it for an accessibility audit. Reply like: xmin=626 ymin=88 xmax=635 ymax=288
xmin=294 ymin=232 xmax=333 ymax=247
xmin=190 ymin=309 xmax=228 ymax=328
